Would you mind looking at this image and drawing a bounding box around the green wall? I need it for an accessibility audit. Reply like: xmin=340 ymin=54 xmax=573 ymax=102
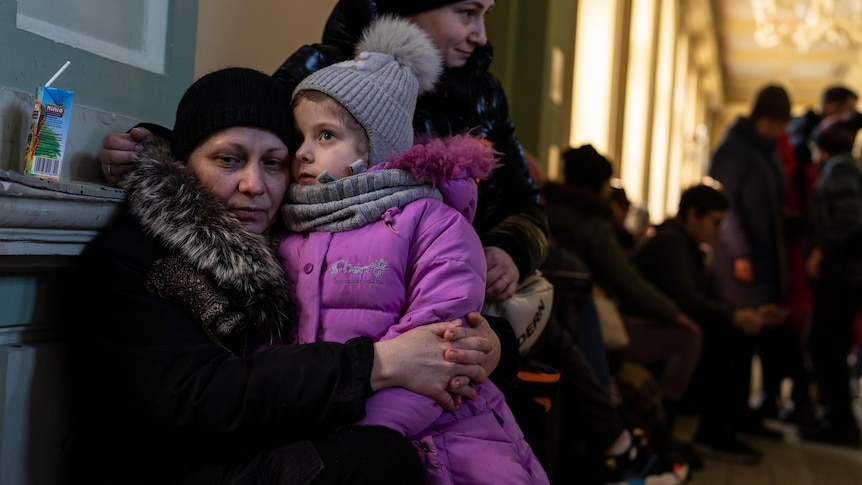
xmin=486 ymin=0 xmax=578 ymax=171
xmin=0 ymin=0 xmax=198 ymax=127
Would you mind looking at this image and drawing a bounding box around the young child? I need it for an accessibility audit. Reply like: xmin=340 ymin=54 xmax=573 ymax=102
xmin=277 ymin=16 xmax=549 ymax=485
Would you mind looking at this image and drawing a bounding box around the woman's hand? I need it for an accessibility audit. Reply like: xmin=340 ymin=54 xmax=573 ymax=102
xmin=371 ymin=316 xmax=495 ymax=411
xmin=485 ymin=246 xmax=519 ymax=301
xmin=444 ymin=312 xmax=501 ymax=386
xmin=99 ymin=127 xmax=152 ymax=185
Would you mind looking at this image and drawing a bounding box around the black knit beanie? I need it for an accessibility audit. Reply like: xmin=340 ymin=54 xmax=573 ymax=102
xmin=749 ymin=84 xmax=791 ymax=122
xmin=171 ymin=67 xmax=293 ymax=162
xmin=563 ymin=144 xmax=613 ymax=193
xmin=374 ymin=0 xmax=461 ymax=16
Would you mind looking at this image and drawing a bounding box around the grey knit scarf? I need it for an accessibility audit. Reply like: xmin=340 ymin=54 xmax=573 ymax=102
xmin=282 ymin=168 xmax=443 ymax=233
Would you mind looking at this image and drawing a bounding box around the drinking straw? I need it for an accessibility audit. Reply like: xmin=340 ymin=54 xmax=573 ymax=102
xmin=45 ymin=61 xmax=71 ymax=88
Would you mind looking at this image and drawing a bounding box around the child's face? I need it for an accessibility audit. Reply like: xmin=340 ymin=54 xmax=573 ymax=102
xmin=292 ymin=97 xmax=369 ymax=185
xmin=187 ymin=126 xmax=290 ymax=234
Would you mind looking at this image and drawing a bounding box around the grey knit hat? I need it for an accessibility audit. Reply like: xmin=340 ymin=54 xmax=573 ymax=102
xmin=293 ymin=15 xmax=442 ymax=166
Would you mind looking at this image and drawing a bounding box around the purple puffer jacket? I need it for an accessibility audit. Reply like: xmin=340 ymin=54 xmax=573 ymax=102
xmin=278 ymin=136 xmax=549 ymax=485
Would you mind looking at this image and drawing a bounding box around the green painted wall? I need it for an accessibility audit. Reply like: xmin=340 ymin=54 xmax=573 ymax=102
xmin=0 ymin=0 xmax=198 ymax=127
xmin=486 ymin=0 xmax=578 ymax=171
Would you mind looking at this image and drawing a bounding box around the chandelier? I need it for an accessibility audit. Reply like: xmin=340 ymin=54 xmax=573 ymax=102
xmin=751 ymin=0 xmax=862 ymax=51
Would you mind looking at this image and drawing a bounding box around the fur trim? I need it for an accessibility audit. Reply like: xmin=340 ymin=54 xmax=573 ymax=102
xmin=380 ymin=134 xmax=500 ymax=185
xmin=356 ymin=15 xmax=442 ymax=94
xmin=122 ymin=140 xmax=291 ymax=342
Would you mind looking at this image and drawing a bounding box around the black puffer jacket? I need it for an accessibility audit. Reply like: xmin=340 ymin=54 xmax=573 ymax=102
xmin=273 ymin=0 xmax=549 ymax=280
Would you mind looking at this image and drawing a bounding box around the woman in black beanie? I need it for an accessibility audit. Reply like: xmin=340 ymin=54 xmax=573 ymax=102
xmin=95 ymin=0 xmax=547 ymax=474
xmin=73 ymin=67 xmax=500 ymax=485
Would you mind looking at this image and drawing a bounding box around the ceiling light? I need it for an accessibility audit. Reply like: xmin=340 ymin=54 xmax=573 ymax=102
xmin=751 ymin=0 xmax=862 ymax=51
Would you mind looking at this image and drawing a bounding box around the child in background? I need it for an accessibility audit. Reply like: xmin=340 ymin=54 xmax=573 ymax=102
xmin=277 ymin=16 xmax=548 ymax=485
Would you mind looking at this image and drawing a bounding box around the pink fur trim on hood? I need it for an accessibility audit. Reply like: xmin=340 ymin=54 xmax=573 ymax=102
xmin=377 ymin=133 xmax=500 ymax=185
xmin=373 ymin=134 xmax=500 ymax=223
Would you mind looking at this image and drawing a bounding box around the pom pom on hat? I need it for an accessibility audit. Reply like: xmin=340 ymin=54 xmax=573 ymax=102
xmin=294 ymin=15 xmax=442 ymax=165
xmin=171 ymin=68 xmax=292 ymax=162
xmin=563 ymin=144 xmax=614 ymax=192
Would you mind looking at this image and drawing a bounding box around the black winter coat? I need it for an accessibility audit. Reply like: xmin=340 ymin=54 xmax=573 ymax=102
xmin=70 ymin=142 xmax=375 ymax=484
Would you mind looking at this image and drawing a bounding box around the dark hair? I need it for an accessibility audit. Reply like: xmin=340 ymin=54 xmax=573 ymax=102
xmin=811 ymin=112 xmax=861 ymax=156
xmin=821 ymin=85 xmax=858 ymax=108
xmin=749 ymin=84 xmax=791 ymax=122
xmin=678 ymin=184 xmax=730 ymax=219
xmin=563 ymin=144 xmax=613 ymax=193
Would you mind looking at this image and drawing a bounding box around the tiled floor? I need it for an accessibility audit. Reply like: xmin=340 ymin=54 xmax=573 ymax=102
xmin=675 ymin=411 xmax=862 ymax=484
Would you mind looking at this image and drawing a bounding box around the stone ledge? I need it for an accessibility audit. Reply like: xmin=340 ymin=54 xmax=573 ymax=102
xmin=0 ymin=168 xmax=124 ymax=257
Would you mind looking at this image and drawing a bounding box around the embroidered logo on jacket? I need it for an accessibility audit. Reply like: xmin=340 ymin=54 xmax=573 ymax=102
xmin=329 ymin=258 xmax=388 ymax=285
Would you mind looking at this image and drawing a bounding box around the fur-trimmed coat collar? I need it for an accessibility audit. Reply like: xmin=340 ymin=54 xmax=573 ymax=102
xmin=121 ymin=139 xmax=291 ymax=344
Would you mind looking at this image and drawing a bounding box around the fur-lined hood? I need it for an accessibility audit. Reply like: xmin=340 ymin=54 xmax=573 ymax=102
xmin=121 ymin=139 xmax=291 ymax=342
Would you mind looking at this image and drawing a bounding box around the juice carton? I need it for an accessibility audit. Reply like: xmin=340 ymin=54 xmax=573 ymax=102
xmin=23 ymin=86 xmax=74 ymax=181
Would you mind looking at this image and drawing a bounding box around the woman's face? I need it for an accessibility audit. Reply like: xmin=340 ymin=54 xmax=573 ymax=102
xmin=410 ymin=0 xmax=494 ymax=68
xmin=187 ymin=126 xmax=290 ymax=234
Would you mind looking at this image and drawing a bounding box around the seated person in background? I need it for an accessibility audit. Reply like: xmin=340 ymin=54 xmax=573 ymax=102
xmin=524 ymin=149 xmax=691 ymax=484
xmin=277 ymin=17 xmax=547 ymax=484
xmin=71 ymin=66 xmax=501 ymax=484
xmin=534 ymin=238 xmax=690 ymax=485
xmin=543 ymin=146 xmax=701 ymax=403
xmin=630 ymin=182 xmax=783 ymax=465
xmin=541 ymin=145 xmax=699 ymax=478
